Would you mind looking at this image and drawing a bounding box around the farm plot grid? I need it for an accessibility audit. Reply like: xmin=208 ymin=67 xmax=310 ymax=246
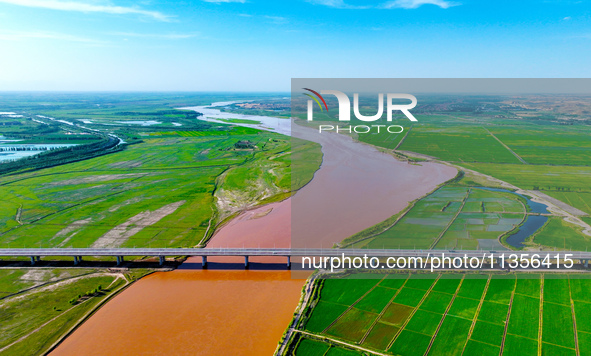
xmin=292 ymin=273 xmax=591 ymax=356
xmin=357 ymin=186 xmax=527 ymax=251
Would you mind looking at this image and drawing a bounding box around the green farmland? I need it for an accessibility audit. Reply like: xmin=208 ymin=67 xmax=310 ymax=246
xmin=288 ymin=272 xmax=591 ymax=356
xmin=0 ymin=131 xmax=319 ymax=248
xmin=351 ymin=107 xmax=591 ymax=252
xmin=0 ymin=93 xmax=321 ymax=249
xmin=347 ymin=186 xmax=527 ymax=251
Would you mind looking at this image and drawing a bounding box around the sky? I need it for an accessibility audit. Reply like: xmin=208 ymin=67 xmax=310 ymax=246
xmin=0 ymin=0 xmax=589 ymax=91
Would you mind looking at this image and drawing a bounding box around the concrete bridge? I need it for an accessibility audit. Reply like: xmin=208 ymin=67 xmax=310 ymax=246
xmin=1 ymin=248 xmax=591 ymax=268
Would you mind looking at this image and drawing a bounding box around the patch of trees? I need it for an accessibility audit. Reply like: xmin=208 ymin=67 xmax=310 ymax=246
xmin=68 ymin=285 xmax=104 ymax=305
xmin=234 ymin=140 xmax=255 ymax=149
xmin=5 ymin=125 xmax=60 ymax=138
xmin=0 ymin=121 xmax=22 ymax=126
xmin=115 ymin=110 xmax=203 ymax=117
xmin=0 ymin=146 xmax=63 ymax=152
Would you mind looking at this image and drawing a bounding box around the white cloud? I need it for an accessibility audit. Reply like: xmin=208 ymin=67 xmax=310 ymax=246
xmin=563 ymin=16 xmax=571 ymax=20
xmin=0 ymin=30 xmax=103 ymax=43
xmin=0 ymin=0 xmax=171 ymax=21
xmin=109 ymin=32 xmax=198 ymax=39
xmin=381 ymin=0 xmax=459 ymax=9
xmin=264 ymin=15 xmax=288 ymax=24
xmin=202 ymin=0 xmax=246 ymax=3
xmin=307 ymin=0 xmax=458 ymax=9
xmin=304 ymin=0 xmax=370 ymax=9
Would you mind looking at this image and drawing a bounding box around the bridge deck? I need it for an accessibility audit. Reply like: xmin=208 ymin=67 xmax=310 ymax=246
xmin=0 ymin=248 xmax=588 ymax=259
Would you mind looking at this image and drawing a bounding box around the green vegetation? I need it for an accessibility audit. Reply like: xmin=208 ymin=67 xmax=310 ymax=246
xmin=218 ymin=118 xmax=262 ymax=125
xmin=288 ymin=272 xmax=591 ymax=356
xmin=347 ymin=186 xmax=526 ymax=250
xmin=294 ymin=338 xmax=329 ymax=355
xmin=398 ymin=125 xmax=522 ymax=163
xmin=461 ymin=163 xmax=591 ymax=215
xmin=0 ymin=268 xmax=150 ymax=356
xmin=0 ymin=130 xmax=321 ymax=249
xmin=0 ymin=93 xmax=324 ymax=249
xmin=0 ymin=93 xmax=325 ymax=356
xmin=530 ymin=217 xmax=591 ymax=251
xmin=346 ymin=102 xmax=591 ymax=253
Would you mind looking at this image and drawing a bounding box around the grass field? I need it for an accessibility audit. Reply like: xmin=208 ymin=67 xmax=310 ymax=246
xmin=0 ymin=267 xmax=150 ymax=356
xmin=0 ymin=130 xmax=320 ymax=248
xmin=290 ymin=272 xmax=591 ymax=356
xmin=398 ymin=125 xmax=522 ymax=164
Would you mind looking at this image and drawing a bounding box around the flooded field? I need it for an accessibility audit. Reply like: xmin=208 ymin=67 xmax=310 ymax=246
xmin=0 ymin=144 xmax=77 ymax=162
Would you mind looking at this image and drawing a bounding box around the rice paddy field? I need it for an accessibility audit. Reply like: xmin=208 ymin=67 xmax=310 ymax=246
xmin=353 ymin=109 xmax=591 ymax=252
xmin=350 ymin=186 xmax=527 ymax=251
xmin=290 ymin=272 xmax=591 ymax=356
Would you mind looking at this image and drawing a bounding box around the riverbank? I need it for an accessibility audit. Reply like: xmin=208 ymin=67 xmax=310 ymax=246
xmin=48 ymin=103 xmax=457 ymax=355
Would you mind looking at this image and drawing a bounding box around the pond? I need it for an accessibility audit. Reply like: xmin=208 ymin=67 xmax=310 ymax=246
xmin=475 ymin=187 xmax=550 ymax=249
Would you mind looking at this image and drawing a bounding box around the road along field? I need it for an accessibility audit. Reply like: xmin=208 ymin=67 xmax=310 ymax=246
xmin=286 ymin=272 xmax=591 ymax=356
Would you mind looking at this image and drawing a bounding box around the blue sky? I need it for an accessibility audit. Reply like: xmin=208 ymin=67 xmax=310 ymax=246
xmin=0 ymin=0 xmax=589 ymax=91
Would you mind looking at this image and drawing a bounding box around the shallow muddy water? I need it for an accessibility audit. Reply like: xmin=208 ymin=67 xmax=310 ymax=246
xmin=51 ymin=270 xmax=304 ymax=356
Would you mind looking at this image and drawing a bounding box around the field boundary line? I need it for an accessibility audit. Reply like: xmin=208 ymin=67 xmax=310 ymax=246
xmin=422 ymin=275 xmax=465 ymax=356
xmin=538 ymin=274 xmax=544 ymax=356
xmin=429 ymin=188 xmax=471 ymax=250
xmin=386 ymin=274 xmax=442 ymax=351
xmin=460 ymin=274 xmax=491 ymax=355
xmin=1 ymin=273 xmax=128 ymax=355
xmin=320 ymin=274 xmax=389 ymax=334
xmin=295 ymin=330 xmax=389 ymax=356
xmin=499 ymin=277 xmax=518 ymax=355
xmin=359 ymin=276 xmax=413 ymax=345
xmin=482 ymin=126 xmax=528 ymax=164
xmin=469 ymin=339 xmax=501 ymax=348
xmin=506 ymin=332 xmax=537 ymax=341
xmin=0 ymin=189 xmax=127 ymax=238
xmin=568 ymin=276 xmax=580 ymax=356
xmin=338 ymin=201 xmax=416 ymax=249
xmin=0 ymin=271 xmax=98 ymax=302
xmin=394 ymin=124 xmax=413 ymax=150
xmin=539 ymin=340 xmax=576 ymax=350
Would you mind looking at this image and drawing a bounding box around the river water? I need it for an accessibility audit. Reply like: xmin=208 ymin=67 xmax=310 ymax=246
xmin=50 ymin=103 xmax=456 ymax=355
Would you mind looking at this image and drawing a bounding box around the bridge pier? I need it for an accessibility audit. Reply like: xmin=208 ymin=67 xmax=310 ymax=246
xmin=202 ymin=256 xmax=207 ymax=268
xmin=74 ymin=256 xmax=79 ymax=265
xmin=245 ymin=256 xmax=249 ymax=268
xmin=159 ymin=256 xmax=165 ymax=266
xmin=585 ymin=259 xmax=589 ymax=268
xmin=30 ymin=256 xmax=36 ymax=266
xmin=116 ymin=256 xmax=124 ymax=266
xmin=287 ymin=256 xmax=291 ymax=268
